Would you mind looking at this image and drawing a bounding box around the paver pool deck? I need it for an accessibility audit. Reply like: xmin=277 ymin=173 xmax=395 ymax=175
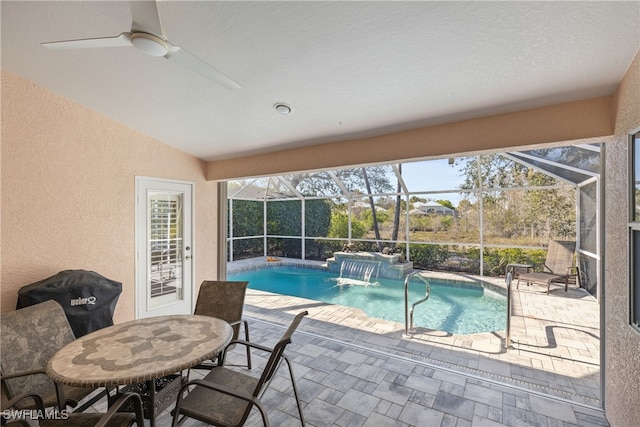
xmin=220 ymin=258 xmax=604 ymax=426
xmin=86 ymin=257 xmax=606 ymax=426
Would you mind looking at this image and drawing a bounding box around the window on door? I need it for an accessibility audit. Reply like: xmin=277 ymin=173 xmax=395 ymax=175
xmin=149 ymin=192 xmax=184 ymax=307
xmin=136 ymin=177 xmax=193 ymax=318
xmin=629 ymin=132 xmax=640 ymax=330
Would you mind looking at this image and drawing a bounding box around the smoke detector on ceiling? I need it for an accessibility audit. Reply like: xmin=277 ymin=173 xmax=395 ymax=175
xmin=274 ymin=103 xmax=292 ymax=115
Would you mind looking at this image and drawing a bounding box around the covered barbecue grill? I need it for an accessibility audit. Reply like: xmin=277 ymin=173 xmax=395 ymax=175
xmin=16 ymin=269 xmax=122 ymax=338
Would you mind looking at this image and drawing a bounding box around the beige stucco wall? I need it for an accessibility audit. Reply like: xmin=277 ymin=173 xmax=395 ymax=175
xmin=604 ymin=51 xmax=640 ymax=427
xmin=0 ymin=71 xmax=219 ymax=323
xmin=206 ymin=96 xmax=614 ymax=180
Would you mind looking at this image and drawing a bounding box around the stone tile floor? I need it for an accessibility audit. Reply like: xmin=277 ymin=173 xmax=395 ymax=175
xmin=84 ymin=269 xmax=606 ymax=426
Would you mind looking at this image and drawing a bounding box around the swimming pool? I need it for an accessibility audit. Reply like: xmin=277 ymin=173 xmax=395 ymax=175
xmin=229 ymin=265 xmax=506 ymax=335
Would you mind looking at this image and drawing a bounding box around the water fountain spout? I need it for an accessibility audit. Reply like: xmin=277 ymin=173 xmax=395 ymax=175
xmin=338 ymin=259 xmax=382 ymax=286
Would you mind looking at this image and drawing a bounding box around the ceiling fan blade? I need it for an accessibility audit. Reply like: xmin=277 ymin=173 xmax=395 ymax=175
xmin=130 ymin=0 xmax=165 ymax=38
xmin=165 ymin=46 xmax=242 ymax=89
xmin=42 ymin=33 xmax=133 ymax=49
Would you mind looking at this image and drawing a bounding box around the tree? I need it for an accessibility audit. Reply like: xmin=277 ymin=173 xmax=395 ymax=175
xmin=328 ymin=212 xmax=366 ymax=239
xmin=440 ymin=215 xmax=453 ymax=231
xmin=267 ymin=200 xmax=301 ymax=236
xmin=360 ymin=208 xmax=390 ymax=227
xmin=288 ymin=167 xmax=397 ymax=250
xmin=457 ymin=155 xmax=575 ymax=243
xmin=305 ymin=199 xmax=332 ymax=237
xmin=459 ymin=154 xmax=528 ymax=190
xmin=362 ymin=168 xmax=383 ymax=251
xmin=230 ymin=199 xmax=264 ymax=259
xmin=231 ymin=200 xmax=263 ymax=237
xmin=523 ymin=171 xmax=575 ymax=240
xmin=389 ymin=165 xmax=403 ymax=250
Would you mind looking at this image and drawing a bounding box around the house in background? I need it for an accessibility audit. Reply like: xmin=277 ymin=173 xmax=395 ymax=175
xmin=414 ymin=201 xmax=455 ymax=216
xmin=1 ymin=2 xmax=639 ymax=425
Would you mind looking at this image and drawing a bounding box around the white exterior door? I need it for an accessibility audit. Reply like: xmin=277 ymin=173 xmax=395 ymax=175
xmin=136 ymin=177 xmax=194 ymax=318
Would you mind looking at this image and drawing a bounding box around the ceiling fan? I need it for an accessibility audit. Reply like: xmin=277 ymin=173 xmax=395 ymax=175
xmin=41 ymin=1 xmax=241 ymax=89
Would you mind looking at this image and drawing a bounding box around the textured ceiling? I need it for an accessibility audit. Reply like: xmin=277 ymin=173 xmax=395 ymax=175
xmin=2 ymin=1 xmax=639 ymax=161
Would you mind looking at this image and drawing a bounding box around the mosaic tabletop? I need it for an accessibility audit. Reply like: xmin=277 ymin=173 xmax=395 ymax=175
xmin=47 ymin=314 xmax=233 ymax=387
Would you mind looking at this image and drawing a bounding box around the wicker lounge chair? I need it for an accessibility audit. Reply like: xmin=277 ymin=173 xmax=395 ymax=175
xmin=517 ymin=240 xmax=581 ymax=294
xmin=172 ymin=310 xmax=309 ymax=427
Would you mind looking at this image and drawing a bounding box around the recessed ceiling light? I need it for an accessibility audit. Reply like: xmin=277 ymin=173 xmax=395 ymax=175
xmin=274 ymin=103 xmax=292 ymax=115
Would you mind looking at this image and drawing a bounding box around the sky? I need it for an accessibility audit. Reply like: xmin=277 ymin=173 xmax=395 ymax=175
xmin=398 ymin=157 xmax=470 ymax=205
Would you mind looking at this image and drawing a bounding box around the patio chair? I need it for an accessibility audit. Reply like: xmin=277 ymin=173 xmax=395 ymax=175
xmin=3 ymin=392 xmax=144 ymax=427
xmin=171 ymin=310 xmax=309 ymax=427
xmin=517 ymin=240 xmax=581 ymax=294
xmin=1 ymin=300 xmax=102 ymax=411
xmin=191 ymin=280 xmax=252 ymax=370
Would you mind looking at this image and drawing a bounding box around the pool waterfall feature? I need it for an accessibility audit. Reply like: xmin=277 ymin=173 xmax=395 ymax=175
xmin=339 ymin=259 xmax=381 ymax=284
xmin=327 ymin=251 xmax=413 ymax=280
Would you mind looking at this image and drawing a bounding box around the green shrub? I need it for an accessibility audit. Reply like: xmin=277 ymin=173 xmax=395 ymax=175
xmin=409 ymin=244 xmax=449 ymax=269
xmin=267 ymin=200 xmax=301 ymax=236
xmin=305 ymin=239 xmax=342 ymax=260
xmin=482 ymin=247 xmax=547 ymax=276
xmin=328 ymin=212 xmax=367 ymax=239
xmin=360 ymin=208 xmax=391 ymax=229
xmin=231 ymin=200 xmax=263 ymax=237
xmin=305 ymin=199 xmax=332 ymax=237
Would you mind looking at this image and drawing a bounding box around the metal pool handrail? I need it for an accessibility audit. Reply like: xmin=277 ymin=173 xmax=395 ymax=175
xmin=402 ymin=271 xmax=431 ymax=339
xmin=504 ymin=269 xmax=513 ymax=350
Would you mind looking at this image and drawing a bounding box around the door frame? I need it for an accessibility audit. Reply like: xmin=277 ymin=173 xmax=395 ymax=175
xmin=135 ymin=176 xmax=195 ymax=319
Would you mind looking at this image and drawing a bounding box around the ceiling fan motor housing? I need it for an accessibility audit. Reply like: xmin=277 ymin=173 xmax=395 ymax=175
xmin=130 ymin=32 xmax=168 ymax=57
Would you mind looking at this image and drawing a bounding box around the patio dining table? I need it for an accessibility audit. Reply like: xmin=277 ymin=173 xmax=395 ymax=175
xmin=46 ymin=314 xmax=233 ymax=427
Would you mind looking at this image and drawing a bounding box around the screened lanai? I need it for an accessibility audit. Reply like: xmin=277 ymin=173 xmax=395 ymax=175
xmin=227 ymin=143 xmax=602 ymax=298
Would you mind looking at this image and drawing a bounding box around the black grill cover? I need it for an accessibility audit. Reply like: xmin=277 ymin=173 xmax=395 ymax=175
xmin=16 ymin=269 xmax=122 ymax=338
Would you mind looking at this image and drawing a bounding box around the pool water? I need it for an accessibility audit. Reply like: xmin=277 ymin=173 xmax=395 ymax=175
xmin=229 ymin=266 xmax=506 ymax=335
